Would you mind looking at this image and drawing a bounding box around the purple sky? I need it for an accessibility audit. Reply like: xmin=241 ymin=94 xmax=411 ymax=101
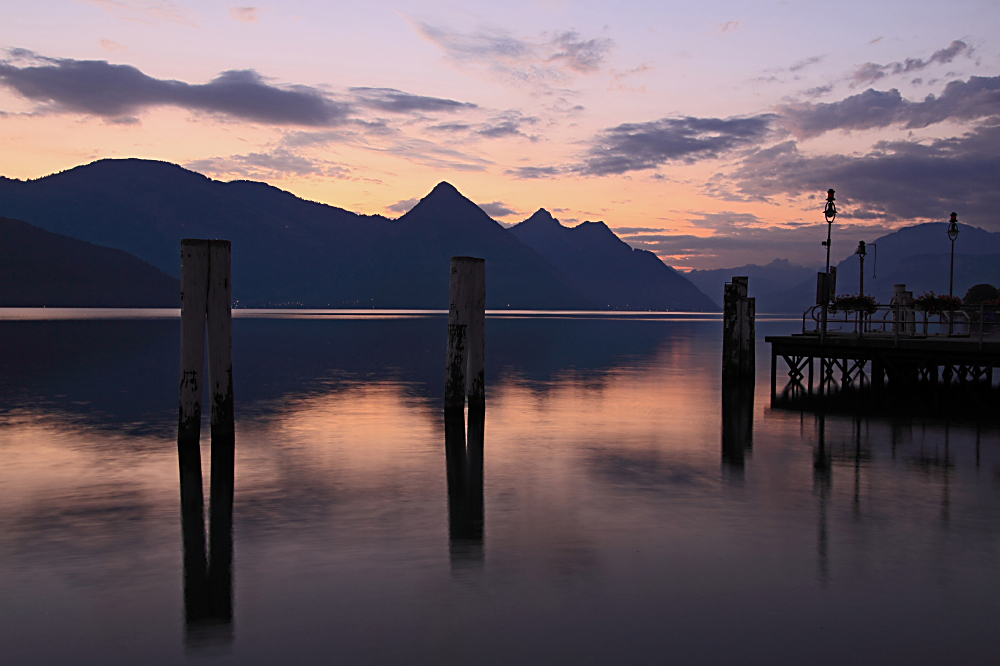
xmin=1 ymin=0 xmax=998 ymax=269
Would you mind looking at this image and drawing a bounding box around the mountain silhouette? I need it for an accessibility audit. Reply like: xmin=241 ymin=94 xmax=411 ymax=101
xmin=0 ymin=159 xmax=717 ymax=310
xmin=686 ymin=258 xmax=818 ymax=313
xmin=699 ymin=222 xmax=1000 ymax=313
xmin=0 ymin=216 xmax=178 ymax=307
xmin=510 ymin=209 xmax=718 ymax=311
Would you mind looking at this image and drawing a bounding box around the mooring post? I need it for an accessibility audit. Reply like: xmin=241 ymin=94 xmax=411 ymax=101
xmin=445 ymin=257 xmax=485 ymax=410
xmin=177 ymin=238 xmax=235 ymax=644
xmin=723 ymin=277 xmax=754 ymax=385
xmin=466 ymin=260 xmax=486 ymax=410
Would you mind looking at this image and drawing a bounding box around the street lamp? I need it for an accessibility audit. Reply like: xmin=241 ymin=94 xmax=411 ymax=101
xmin=820 ymin=189 xmax=837 ymax=342
xmin=947 ymin=212 xmax=959 ymax=298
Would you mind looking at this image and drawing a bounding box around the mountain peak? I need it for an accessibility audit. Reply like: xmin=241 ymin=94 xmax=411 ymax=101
xmin=521 ymin=208 xmax=562 ymax=227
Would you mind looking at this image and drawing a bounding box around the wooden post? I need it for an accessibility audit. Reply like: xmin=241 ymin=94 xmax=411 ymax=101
xmin=445 ymin=257 xmax=485 ymax=410
xmin=724 ymin=276 xmax=754 ymax=385
xmin=177 ymin=239 xmax=235 ymax=643
xmin=466 ymin=260 xmax=486 ymax=409
xmin=179 ymin=240 xmax=210 ymax=446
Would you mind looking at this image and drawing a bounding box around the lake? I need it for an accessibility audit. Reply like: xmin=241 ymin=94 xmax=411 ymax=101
xmin=0 ymin=310 xmax=997 ymax=665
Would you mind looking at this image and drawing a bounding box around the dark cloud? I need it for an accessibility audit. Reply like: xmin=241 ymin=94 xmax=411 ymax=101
xmin=476 ymin=111 xmax=537 ymax=139
xmin=781 ymin=75 xmax=1000 ymax=138
xmin=547 ymin=31 xmax=614 ymax=73
xmin=727 ymin=123 xmax=1000 ymax=225
xmin=349 ymin=87 xmax=476 ymax=113
xmin=478 ymin=201 xmax=517 ymax=217
xmin=504 ymin=165 xmax=563 ymax=179
xmin=851 ymin=40 xmax=972 ymax=87
xmin=386 ymin=197 xmax=419 ymax=214
xmin=577 ymin=114 xmax=777 ymax=176
xmin=0 ymin=50 xmax=351 ymax=125
xmin=427 ymin=122 xmax=472 ymax=132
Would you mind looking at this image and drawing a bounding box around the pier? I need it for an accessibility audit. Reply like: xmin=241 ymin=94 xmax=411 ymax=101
xmin=767 ymin=304 xmax=1000 ymax=417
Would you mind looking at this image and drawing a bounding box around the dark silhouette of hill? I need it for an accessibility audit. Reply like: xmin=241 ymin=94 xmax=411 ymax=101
xmin=0 ymin=216 xmax=178 ymax=307
xmin=0 ymin=160 xmax=595 ymax=308
xmin=685 ymin=258 xmax=817 ymax=313
xmin=704 ymin=222 xmax=1000 ymax=313
xmin=326 ymin=183 xmax=593 ymax=309
xmin=509 ymin=209 xmax=719 ymax=311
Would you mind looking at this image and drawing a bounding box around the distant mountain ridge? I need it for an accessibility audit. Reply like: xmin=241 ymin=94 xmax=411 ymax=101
xmin=0 ymin=216 xmax=178 ymax=306
xmin=511 ymin=209 xmax=718 ymax=311
xmin=691 ymin=223 xmax=1000 ymax=313
xmin=0 ymin=159 xmax=718 ymax=310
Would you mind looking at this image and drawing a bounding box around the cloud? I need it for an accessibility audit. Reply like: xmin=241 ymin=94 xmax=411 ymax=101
xmin=476 ymin=111 xmax=537 ymax=139
xmin=620 ymin=223 xmax=886 ymax=270
xmin=83 ymin=0 xmax=196 ymax=27
xmin=789 ymin=55 xmax=824 ymax=72
xmin=229 ymin=6 xmax=259 ymax=22
xmin=547 ymin=31 xmax=614 ymax=73
xmin=577 ymin=114 xmax=777 ymax=176
xmin=378 ymin=138 xmax=493 ymax=172
xmin=727 ymin=123 xmax=1000 ymax=225
xmin=0 ymin=51 xmax=351 ymax=125
xmin=185 ymin=148 xmax=351 ymax=180
xmin=386 ymin=197 xmax=419 ymax=213
xmin=414 ymin=22 xmax=613 ymax=86
xmin=780 ymin=75 xmax=1000 ymax=138
xmin=478 ymin=201 xmax=517 ymax=217
xmin=98 ymin=39 xmax=126 ymax=51
xmin=504 ymin=165 xmax=563 ymax=179
xmin=850 ymin=40 xmax=972 ymax=87
xmin=349 ymin=87 xmax=476 ymax=113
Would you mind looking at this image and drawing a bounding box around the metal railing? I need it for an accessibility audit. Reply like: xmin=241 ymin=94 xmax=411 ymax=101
xmin=802 ymin=304 xmax=999 ymax=343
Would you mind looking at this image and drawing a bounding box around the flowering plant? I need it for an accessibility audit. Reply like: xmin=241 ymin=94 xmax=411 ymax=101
xmin=913 ymin=292 xmax=962 ymax=314
xmin=829 ymin=294 xmax=877 ymax=315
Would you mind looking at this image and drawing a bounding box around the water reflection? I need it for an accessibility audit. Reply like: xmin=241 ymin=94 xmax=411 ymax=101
xmin=720 ymin=375 xmax=753 ymax=472
xmin=179 ymin=434 xmax=234 ymax=647
xmin=1 ymin=314 xmax=999 ymax=665
xmin=444 ymin=407 xmax=484 ymax=569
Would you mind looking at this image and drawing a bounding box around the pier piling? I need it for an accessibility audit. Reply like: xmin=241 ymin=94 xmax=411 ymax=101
xmin=722 ymin=277 xmax=756 ymax=466
xmin=445 ymin=256 xmax=486 ymax=410
xmin=177 ymin=239 xmax=235 ymax=645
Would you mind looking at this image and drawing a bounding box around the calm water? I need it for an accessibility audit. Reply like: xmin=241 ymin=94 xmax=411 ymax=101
xmin=0 ymin=310 xmax=997 ymax=665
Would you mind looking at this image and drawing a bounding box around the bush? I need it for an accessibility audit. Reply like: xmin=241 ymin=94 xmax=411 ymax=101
xmin=914 ymin=291 xmax=963 ymax=314
xmin=963 ymin=284 xmax=999 ymax=305
xmin=830 ymin=294 xmax=877 ymax=315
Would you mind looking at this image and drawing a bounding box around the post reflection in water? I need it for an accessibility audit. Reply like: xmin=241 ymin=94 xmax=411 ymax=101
xmin=178 ymin=432 xmax=234 ymax=648
xmin=813 ymin=412 xmax=832 ymax=587
xmin=444 ymin=407 xmax=485 ymax=569
xmin=721 ymin=375 xmax=754 ymax=473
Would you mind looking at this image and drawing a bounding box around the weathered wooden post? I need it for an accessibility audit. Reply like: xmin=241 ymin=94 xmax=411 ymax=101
xmin=445 ymin=256 xmax=485 ymax=411
xmin=177 ymin=239 xmax=235 ymax=644
xmin=722 ymin=277 xmax=755 ymax=466
xmin=723 ymin=277 xmax=755 ymax=384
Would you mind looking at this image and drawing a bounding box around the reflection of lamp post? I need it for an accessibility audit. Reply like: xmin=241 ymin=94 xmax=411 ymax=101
xmin=820 ymin=189 xmax=837 ymax=342
xmin=947 ymin=212 xmax=959 ymax=297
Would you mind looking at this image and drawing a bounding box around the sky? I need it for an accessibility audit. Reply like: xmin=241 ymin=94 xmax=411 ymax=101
xmin=1 ymin=0 xmax=998 ymax=270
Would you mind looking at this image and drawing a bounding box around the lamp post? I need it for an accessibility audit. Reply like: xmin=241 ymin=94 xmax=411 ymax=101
xmin=947 ymin=212 xmax=959 ymax=298
xmin=820 ymin=189 xmax=837 ymax=342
